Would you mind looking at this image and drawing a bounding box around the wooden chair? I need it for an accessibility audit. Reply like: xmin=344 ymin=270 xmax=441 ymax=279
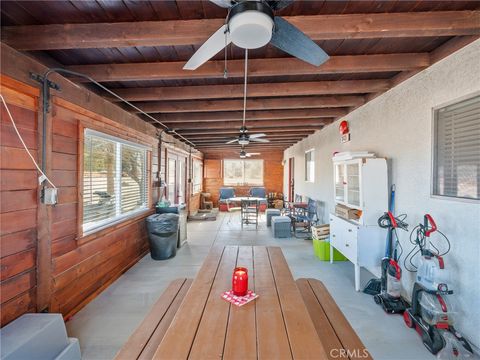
xmin=114 ymin=278 xmax=192 ymax=360
xmin=241 ymin=199 xmax=259 ymax=229
xmin=296 ymin=278 xmax=372 ymax=360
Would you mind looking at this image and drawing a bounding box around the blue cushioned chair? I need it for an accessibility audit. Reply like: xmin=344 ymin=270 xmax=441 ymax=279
xmin=219 ymin=187 xmax=235 ymax=211
xmin=249 ymin=187 xmax=267 ymax=211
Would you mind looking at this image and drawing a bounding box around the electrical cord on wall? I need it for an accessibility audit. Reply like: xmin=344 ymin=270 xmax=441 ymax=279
xmin=0 ymin=94 xmax=56 ymax=189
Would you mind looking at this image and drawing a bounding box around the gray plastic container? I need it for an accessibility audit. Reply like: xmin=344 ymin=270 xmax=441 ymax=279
xmin=146 ymin=213 xmax=180 ymax=260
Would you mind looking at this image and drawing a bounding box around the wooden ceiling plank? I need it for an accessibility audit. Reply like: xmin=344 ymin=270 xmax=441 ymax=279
xmin=66 ymin=54 xmax=430 ymax=82
xmin=109 ymin=79 xmax=390 ymax=101
xmin=132 ymin=95 xmax=365 ymax=113
xmin=177 ymin=128 xmax=319 ymax=135
xmin=3 ymin=11 xmax=479 ymax=50
xmin=153 ymin=108 xmax=346 ymax=123
xmin=157 ymin=119 xmax=330 ymax=130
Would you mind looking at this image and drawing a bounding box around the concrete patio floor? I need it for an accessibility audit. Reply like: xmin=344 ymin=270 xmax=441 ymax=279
xmin=67 ymin=212 xmax=434 ymax=360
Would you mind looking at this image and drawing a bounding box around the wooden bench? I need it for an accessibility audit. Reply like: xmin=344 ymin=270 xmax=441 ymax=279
xmin=296 ymin=278 xmax=373 ymax=360
xmin=114 ymin=278 xmax=192 ymax=360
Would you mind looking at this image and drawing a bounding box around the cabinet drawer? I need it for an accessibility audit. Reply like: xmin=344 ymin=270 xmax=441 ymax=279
xmin=330 ymin=215 xmax=358 ymax=261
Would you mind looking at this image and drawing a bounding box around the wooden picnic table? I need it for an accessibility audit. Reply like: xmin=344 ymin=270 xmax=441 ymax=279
xmin=152 ymin=246 xmax=328 ymax=360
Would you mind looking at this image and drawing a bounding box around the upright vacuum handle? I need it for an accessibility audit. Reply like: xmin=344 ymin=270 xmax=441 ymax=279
xmin=424 ymin=214 xmax=437 ymax=237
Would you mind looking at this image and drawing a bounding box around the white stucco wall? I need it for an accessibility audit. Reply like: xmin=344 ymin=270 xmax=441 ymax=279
xmin=284 ymin=40 xmax=480 ymax=347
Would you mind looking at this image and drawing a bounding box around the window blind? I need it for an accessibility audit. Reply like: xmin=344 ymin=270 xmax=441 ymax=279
xmin=433 ymin=95 xmax=480 ymax=200
xmin=83 ymin=129 xmax=148 ymax=233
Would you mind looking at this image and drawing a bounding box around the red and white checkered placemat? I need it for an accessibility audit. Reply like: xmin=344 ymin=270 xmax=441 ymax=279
xmin=221 ymin=290 xmax=259 ymax=307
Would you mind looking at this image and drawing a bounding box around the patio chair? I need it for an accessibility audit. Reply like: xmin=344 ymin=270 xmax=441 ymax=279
xmin=249 ymin=187 xmax=267 ymax=212
xmin=291 ymin=198 xmax=319 ymax=238
xmin=219 ymin=187 xmax=235 ymax=212
xmin=241 ymin=199 xmax=259 ymax=229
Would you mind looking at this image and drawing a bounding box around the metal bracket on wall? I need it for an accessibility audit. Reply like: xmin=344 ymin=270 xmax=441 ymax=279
xmin=29 ymin=72 xmax=61 ymax=113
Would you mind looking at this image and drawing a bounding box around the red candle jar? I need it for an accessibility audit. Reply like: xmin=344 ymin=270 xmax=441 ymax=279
xmin=232 ymin=267 xmax=248 ymax=296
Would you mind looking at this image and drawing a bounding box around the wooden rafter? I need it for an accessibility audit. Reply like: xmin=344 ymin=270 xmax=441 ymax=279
xmin=110 ymin=80 xmax=390 ymax=102
xmin=3 ymin=11 xmax=479 ymax=50
xmin=160 ymin=119 xmax=330 ymax=130
xmin=152 ymin=109 xmax=345 ymax=123
xmin=133 ymin=95 xmax=364 ymax=113
xmin=67 ymin=54 xmax=430 ymax=82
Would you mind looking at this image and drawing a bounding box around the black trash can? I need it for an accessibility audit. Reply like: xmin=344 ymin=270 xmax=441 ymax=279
xmin=146 ymin=213 xmax=180 ymax=260
xmin=156 ymin=204 xmax=188 ymax=248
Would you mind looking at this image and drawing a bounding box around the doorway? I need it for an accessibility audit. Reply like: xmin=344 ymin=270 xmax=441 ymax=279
xmin=288 ymin=157 xmax=295 ymax=202
xmin=166 ymin=151 xmax=187 ymax=204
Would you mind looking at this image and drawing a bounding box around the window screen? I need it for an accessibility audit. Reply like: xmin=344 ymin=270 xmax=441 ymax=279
xmin=83 ymin=129 xmax=148 ymax=233
xmin=305 ymin=150 xmax=315 ymax=182
xmin=224 ymin=159 xmax=263 ymax=186
xmin=433 ymin=95 xmax=480 ymax=200
xmin=193 ymin=159 xmax=203 ymax=194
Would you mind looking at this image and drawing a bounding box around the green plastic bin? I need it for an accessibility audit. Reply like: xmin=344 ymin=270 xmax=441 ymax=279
xmin=313 ymin=238 xmax=347 ymax=261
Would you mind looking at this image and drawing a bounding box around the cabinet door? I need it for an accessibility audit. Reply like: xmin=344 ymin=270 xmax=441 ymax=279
xmin=334 ymin=163 xmax=346 ymax=203
xmin=346 ymin=161 xmax=361 ymax=209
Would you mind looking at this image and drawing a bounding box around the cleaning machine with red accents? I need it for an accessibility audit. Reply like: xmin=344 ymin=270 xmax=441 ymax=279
xmin=403 ymin=214 xmax=473 ymax=358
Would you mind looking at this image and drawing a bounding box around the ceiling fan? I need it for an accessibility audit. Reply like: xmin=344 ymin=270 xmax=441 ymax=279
xmin=183 ymin=0 xmax=329 ymax=70
xmin=226 ymin=126 xmax=269 ymax=145
xmin=240 ymin=147 xmax=260 ymax=158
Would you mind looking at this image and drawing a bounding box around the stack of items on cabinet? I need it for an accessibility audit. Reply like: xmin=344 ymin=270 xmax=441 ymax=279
xmin=329 ymin=151 xmax=388 ymax=291
xmin=312 ymin=224 xmax=347 ymax=261
xmin=267 ymin=192 xmax=284 ymax=209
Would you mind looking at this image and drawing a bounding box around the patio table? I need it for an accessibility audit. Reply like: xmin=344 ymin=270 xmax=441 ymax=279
xmin=153 ymin=246 xmax=328 ymax=359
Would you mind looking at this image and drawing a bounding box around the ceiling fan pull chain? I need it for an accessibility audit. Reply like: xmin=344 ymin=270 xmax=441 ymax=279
xmin=242 ymin=48 xmax=248 ymax=127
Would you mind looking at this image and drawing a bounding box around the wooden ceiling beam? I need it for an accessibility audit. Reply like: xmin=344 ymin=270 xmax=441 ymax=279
xmin=161 ymin=119 xmax=330 ymax=130
xmin=153 ymin=109 xmax=346 ymax=123
xmin=110 ymin=80 xmax=390 ymax=101
xmin=133 ymin=95 xmax=364 ymax=113
xmin=67 ymin=54 xmax=430 ymax=82
xmin=178 ymin=129 xmax=317 ymax=136
xmin=185 ymin=132 xmax=314 ymax=139
xmin=3 ymin=11 xmax=479 ymax=50
xmin=191 ymin=137 xmax=304 ymax=143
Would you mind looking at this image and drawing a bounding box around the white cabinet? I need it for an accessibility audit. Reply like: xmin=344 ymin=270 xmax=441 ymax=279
xmin=330 ymin=214 xmax=386 ymax=291
xmin=330 ymin=156 xmax=389 ymax=291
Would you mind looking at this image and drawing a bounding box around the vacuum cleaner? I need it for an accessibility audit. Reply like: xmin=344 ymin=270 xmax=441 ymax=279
xmin=403 ymin=214 xmax=473 ymax=358
xmin=369 ymin=211 xmax=409 ymax=313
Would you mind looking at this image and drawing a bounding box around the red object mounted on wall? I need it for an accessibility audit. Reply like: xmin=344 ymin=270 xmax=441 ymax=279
xmin=339 ymin=120 xmax=349 ymax=135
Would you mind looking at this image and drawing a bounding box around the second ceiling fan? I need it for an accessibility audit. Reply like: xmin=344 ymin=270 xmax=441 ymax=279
xmin=184 ymin=0 xmax=330 ymax=70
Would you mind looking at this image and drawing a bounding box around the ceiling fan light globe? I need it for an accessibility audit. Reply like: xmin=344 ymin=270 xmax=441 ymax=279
xmin=229 ymin=11 xmax=273 ymax=49
xmin=238 ymin=139 xmax=250 ymax=145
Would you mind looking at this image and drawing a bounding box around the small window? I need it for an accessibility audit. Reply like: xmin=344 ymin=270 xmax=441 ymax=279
xmin=305 ymin=149 xmax=315 ymax=182
xmin=192 ymin=159 xmax=203 ymax=194
xmin=83 ymin=129 xmax=149 ymax=234
xmin=433 ymin=95 xmax=480 ymax=200
xmin=224 ymin=159 xmax=263 ymax=186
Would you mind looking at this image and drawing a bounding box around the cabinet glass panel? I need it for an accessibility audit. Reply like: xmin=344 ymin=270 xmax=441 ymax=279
xmin=335 ymin=164 xmax=345 ymax=202
xmin=347 ymin=163 xmax=360 ymax=206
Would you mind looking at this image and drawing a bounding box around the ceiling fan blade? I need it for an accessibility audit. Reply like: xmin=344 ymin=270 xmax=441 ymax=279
xmin=184 ymin=24 xmax=231 ymax=70
xmin=226 ymin=138 xmax=239 ymax=144
xmin=250 ymin=138 xmax=270 ymax=143
xmin=270 ymin=16 xmax=329 ymax=67
xmin=209 ymin=0 xmax=234 ymax=8
xmin=247 ymin=152 xmax=261 ymax=156
xmin=249 ymin=133 xmax=267 ymax=139
xmin=268 ymin=0 xmax=294 ymax=10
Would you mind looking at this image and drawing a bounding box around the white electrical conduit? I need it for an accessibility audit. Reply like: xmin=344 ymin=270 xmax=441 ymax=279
xmin=0 ymin=94 xmax=57 ymax=189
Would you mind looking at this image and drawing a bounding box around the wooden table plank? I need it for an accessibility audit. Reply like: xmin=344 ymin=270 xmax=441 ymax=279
xmin=114 ymin=278 xmax=187 ymax=359
xmin=254 ymin=247 xmax=292 ymax=360
xmin=296 ymin=279 xmax=343 ymax=360
xmin=268 ymin=247 xmax=329 ymax=359
xmin=188 ymin=246 xmax=239 ymax=360
xmin=223 ymin=246 xmax=257 ymax=360
xmin=138 ymin=279 xmax=193 ymax=360
xmin=153 ymin=246 xmax=225 ymax=360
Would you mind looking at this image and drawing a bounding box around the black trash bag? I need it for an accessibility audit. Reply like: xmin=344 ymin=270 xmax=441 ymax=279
xmin=146 ymin=213 xmax=180 ymax=260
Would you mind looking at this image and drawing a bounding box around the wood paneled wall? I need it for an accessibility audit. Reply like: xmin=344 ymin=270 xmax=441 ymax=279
xmin=0 ymin=75 xmax=160 ymax=325
xmin=203 ymin=151 xmax=284 ymax=206
xmin=0 ymin=78 xmax=39 ymax=326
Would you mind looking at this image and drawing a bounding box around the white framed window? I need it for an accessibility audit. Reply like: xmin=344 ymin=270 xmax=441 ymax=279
xmin=83 ymin=129 xmax=149 ymax=234
xmin=305 ymin=149 xmax=315 ymax=182
xmin=433 ymin=94 xmax=480 ymax=200
xmin=224 ymin=159 xmax=263 ymax=186
xmin=192 ymin=159 xmax=203 ymax=194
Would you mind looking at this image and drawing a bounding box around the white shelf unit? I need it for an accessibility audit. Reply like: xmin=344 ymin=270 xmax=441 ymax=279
xmin=330 ymin=157 xmax=389 ymax=291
